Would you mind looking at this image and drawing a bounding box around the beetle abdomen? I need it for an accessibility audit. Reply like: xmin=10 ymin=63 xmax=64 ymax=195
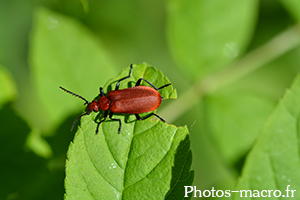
xmin=108 ymin=86 xmax=162 ymax=114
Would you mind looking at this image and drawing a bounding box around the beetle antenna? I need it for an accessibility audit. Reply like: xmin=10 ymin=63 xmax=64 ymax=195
xmin=71 ymin=111 xmax=91 ymax=131
xmin=60 ymin=86 xmax=90 ymax=105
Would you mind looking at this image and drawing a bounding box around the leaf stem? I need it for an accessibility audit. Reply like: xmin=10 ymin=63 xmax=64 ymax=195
xmin=159 ymin=25 xmax=300 ymax=123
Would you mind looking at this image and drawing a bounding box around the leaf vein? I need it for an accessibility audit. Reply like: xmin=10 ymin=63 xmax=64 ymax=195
xmin=70 ymin=149 xmax=95 ymax=199
xmin=120 ymin=121 xmax=136 ymax=199
xmin=267 ymin=153 xmax=280 ymax=190
xmin=83 ymin=130 xmax=121 ymax=193
xmin=123 ymin=128 xmax=177 ymax=189
xmin=102 ymin=124 xmax=124 ymax=170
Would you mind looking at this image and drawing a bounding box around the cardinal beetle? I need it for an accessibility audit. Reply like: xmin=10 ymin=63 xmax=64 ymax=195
xmin=60 ymin=64 xmax=171 ymax=134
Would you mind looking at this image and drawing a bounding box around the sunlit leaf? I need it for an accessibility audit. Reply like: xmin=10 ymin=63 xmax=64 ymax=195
xmin=30 ymin=7 xmax=116 ymax=132
xmin=233 ymin=74 xmax=300 ymax=199
xmin=78 ymin=0 xmax=89 ymax=13
xmin=0 ymin=65 xmax=16 ymax=107
xmin=202 ymin=89 xmax=274 ymax=165
xmin=64 ymin=64 xmax=193 ymax=199
xmin=281 ymin=0 xmax=300 ymax=21
xmin=167 ymin=0 xmax=258 ymax=79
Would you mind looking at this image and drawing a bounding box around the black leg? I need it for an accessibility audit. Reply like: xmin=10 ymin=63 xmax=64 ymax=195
xmin=135 ymin=78 xmax=158 ymax=90
xmin=135 ymin=78 xmax=171 ymax=91
xmin=96 ymin=110 xmax=108 ymax=134
xmin=157 ymin=83 xmax=171 ymax=90
xmin=115 ymin=64 xmax=133 ymax=90
xmin=109 ymin=112 xmax=122 ymax=134
xmin=99 ymin=87 xmax=105 ymax=96
xmin=135 ymin=113 xmax=166 ymax=122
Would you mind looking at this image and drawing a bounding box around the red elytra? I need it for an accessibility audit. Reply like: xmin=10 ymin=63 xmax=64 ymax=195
xmin=60 ymin=64 xmax=171 ymax=134
xmin=89 ymin=86 xmax=162 ymax=114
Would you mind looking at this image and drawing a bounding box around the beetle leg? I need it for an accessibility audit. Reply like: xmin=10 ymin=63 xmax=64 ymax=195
xmin=115 ymin=64 xmax=133 ymax=90
xmin=135 ymin=79 xmax=171 ymax=91
xmin=135 ymin=113 xmax=166 ymax=122
xmin=135 ymin=78 xmax=159 ymax=90
xmin=109 ymin=112 xmax=122 ymax=134
xmin=99 ymin=87 xmax=106 ymax=96
xmin=157 ymin=83 xmax=171 ymax=91
xmin=96 ymin=110 xmax=108 ymax=134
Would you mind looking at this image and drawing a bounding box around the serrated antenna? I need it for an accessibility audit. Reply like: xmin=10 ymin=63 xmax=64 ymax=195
xmin=59 ymin=86 xmax=90 ymax=105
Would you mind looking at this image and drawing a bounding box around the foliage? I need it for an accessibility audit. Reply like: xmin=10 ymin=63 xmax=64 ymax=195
xmin=233 ymin=74 xmax=300 ymax=199
xmin=1 ymin=0 xmax=300 ymax=199
xmin=64 ymin=64 xmax=192 ymax=199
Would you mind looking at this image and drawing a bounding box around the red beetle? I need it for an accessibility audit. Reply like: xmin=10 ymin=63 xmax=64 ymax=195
xmin=60 ymin=64 xmax=171 ymax=134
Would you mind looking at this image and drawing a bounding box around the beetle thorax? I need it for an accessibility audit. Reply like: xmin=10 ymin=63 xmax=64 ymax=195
xmin=98 ymin=96 xmax=109 ymax=111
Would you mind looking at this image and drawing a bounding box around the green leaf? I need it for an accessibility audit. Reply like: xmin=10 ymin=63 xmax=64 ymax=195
xmin=165 ymin=134 xmax=194 ymax=200
xmin=233 ymin=74 xmax=300 ymax=199
xmin=166 ymin=0 xmax=259 ymax=79
xmin=64 ymin=63 xmax=193 ymax=199
xmin=281 ymin=0 xmax=300 ymax=22
xmin=0 ymin=65 xmax=16 ymax=107
xmin=201 ymin=54 xmax=297 ymax=167
xmin=30 ymin=7 xmax=116 ymax=132
xmin=78 ymin=0 xmax=89 ymax=13
xmin=202 ymin=89 xmax=274 ymax=165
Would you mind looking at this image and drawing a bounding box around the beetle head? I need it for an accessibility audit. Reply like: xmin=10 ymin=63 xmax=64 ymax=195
xmin=87 ymin=100 xmax=100 ymax=112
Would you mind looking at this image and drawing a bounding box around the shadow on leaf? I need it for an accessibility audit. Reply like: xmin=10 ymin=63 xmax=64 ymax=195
xmin=165 ymin=134 xmax=194 ymax=200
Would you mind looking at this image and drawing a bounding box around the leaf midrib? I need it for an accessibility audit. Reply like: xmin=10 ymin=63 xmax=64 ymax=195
xmin=119 ymin=121 xmax=177 ymax=199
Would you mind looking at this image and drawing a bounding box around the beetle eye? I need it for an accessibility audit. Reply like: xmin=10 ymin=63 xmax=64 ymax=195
xmin=93 ymin=108 xmax=96 ymax=111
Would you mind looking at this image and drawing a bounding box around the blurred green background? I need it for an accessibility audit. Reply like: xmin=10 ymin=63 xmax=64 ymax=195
xmin=1 ymin=0 xmax=300 ymax=199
